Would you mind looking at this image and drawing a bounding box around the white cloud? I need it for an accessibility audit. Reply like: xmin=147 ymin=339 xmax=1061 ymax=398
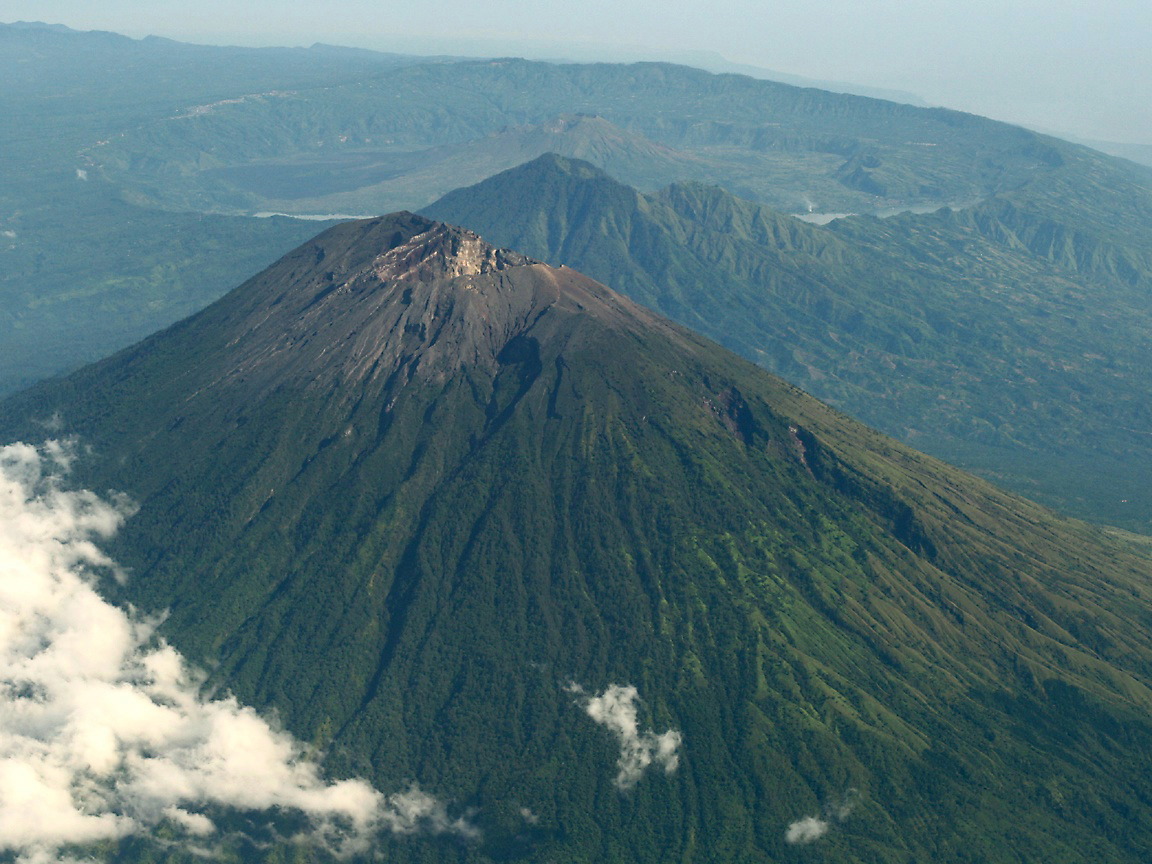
xmin=784 ymin=788 xmax=858 ymax=845
xmin=0 ymin=441 xmax=473 ymax=864
xmin=576 ymin=684 xmax=681 ymax=791
xmin=784 ymin=815 xmax=829 ymax=844
xmin=75 ymin=169 xmax=88 ymax=181
xmin=379 ymin=786 xmax=478 ymax=839
xmin=833 ymin=787 xmax=859 ymax=822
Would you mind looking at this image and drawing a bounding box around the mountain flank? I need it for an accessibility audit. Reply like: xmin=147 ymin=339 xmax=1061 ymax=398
xmin=424 ymin=153 xmax=1152 ymax=531
xmin=3 ymin=214 xmax=1152 ymax=863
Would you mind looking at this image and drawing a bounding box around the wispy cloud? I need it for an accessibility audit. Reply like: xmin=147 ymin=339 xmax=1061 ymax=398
xmin=0 ymin=441 xmax=473 ymax=864
xmin=784 ymin=815 xmax=829 ymax=844
xmin=784 ymin=788 xmax=859 ymax=845
xmin=570 ymin=683 xmax=681 ymax=791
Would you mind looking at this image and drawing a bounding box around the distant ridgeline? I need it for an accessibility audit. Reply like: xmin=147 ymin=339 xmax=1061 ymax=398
xmin=3 ymin=214 xmax=1152 ymax=863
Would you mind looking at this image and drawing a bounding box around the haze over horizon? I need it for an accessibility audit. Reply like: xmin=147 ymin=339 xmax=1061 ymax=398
xmin=5 ymin=0 xmax=1150 ymax=149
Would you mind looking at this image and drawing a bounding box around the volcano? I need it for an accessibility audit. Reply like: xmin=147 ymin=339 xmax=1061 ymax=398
xmin=3 ymin=212 xmax=1152 ymax=863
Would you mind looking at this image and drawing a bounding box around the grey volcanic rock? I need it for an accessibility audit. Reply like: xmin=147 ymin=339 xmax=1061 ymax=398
xmin=170 ymin=212 xmax=674 ymax=401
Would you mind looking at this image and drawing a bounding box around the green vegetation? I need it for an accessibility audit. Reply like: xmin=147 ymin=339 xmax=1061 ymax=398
xmin=0 ymin=185 xmax=337 ymax=394
xmin=4 ymin=214 xmax=1152 ymax=862
xmin=424 ymin=154 xmax=1152 ymax=532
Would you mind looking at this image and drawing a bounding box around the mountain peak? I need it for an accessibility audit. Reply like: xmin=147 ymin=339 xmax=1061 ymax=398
xmin=373 ymin=220 xmax=533 ymax=283
xmin=195 ymin=213 xmax=544 ymax=393
xmin=127 ymin=212 xmax=665 ymax=404
xmin=520 ymin=151 xmax=608 ymax=179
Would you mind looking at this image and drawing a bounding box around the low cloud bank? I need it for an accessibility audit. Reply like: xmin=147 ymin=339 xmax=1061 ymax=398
xmin=570 ymin=683 xmax=681 ymax=791
xmin=0 ymin=441 xmax=471 ymax=864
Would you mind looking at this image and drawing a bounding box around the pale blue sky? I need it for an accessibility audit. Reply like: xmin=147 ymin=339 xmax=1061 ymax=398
xmin=4 ymin=0 xmax=1150 ymax=144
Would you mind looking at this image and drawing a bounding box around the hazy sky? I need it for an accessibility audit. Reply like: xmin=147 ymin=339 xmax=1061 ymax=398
xmin=4 ymin=0 xmax=1151 ymax=143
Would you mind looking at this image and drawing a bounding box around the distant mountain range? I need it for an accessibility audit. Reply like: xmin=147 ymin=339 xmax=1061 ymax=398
xmin=86 ymin=56 xmax=1093 ymax=218
xmin=4 ymin=214 xmax=1152 ymax=863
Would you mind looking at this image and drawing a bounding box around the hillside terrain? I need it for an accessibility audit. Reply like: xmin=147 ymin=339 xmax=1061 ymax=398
xmin=3 ymin=215 xmax=1152 ymax=862
xmin=425 ymin=154 xmax=1152 ymax=531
